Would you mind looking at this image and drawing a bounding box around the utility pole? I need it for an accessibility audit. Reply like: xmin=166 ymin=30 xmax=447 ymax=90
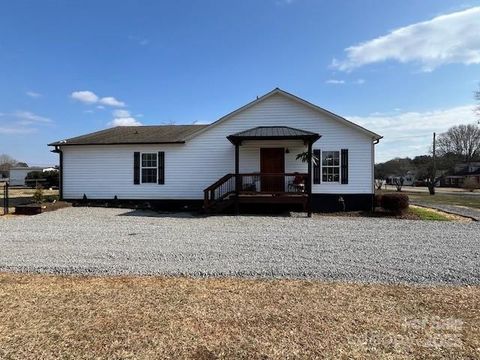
xmin=432 ymin=132 xmax=436 ymax=178
xmin=428 ymin=132 xmax=436 ymax=195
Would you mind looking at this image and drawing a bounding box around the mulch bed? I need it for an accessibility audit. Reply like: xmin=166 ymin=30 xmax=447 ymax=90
xmin=14 ymin=201 xmax=71 ymax=215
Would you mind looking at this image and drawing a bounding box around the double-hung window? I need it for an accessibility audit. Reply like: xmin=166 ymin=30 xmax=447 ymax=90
xmin=141 ymin=153 xmax=157 ymax=183
xmin=322 ymin=151 xmax=340 ymax=182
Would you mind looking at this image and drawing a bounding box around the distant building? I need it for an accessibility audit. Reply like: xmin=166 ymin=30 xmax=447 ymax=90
xmin=42 ymin=167 xmax=59 ymax=173
xmin=442 ymin=162 xmax=480 ymax=187
xmin=386 ymin=171 xmax=416 ymax=186
xmin=9 ymin=166 xmax=48 ymax=186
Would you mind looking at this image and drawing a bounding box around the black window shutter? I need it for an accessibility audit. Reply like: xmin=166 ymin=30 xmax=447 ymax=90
xmin=134 ymin=152 xmax=140 ymax=184
xmin=341 ymin=149 xmax=348 ymax=184
xmin=313 ymin=149 xmax=321 ymax=184
xmin=158 ymin=151 xmax=165 ymax=184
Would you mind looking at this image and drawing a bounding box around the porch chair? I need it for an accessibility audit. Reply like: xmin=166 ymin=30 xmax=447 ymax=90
xmin=288 ymin=173 xmax=305 ymax=193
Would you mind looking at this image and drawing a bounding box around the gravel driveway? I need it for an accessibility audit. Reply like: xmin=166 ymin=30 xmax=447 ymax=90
xmin=1 ymin=207 xmax=479 ymax=285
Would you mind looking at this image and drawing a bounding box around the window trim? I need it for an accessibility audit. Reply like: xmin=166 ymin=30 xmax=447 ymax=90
xmin=321 ymin=150 xmax=341 ymax=183
xmin=140 ymin=152 xmax=158 ymax=184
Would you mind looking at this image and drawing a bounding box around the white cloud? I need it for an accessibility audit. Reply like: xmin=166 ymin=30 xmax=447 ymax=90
xmin=332 ymin=7 xmax=480 ymax=72
xmin=26 ymin=91 xmax=41 ymax=98
xmin=71 ymin=90 xmax=125 ymax=107
xmin=99 ymin=96 xmax=125 ymax=107
xmin=325 ymin=79 xmax=345 ymax=84
xmin=0 ymin=126 xmax=36 ymax=134
xmin=71 ymin=90 xmax=99 ymax=104
xmin=108 ymin=117 xmax=142 ymax=127
xmin=108 ymin=109 xmax=141 ymax=127
xmin=325 ymin=79 xmax=365 ymax=85
xmin=13 ymin=111 xmax=52 ymax=123
xmin=112 ymin=110 xmax=131 ymax=119
xmin=0 ymin=110 xmax=52 ymax=134
xmin=348 ymin=104 xmax=477 ymax=162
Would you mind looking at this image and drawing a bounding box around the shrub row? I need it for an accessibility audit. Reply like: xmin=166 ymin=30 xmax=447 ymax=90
xmin=375 ymin=193 xmax=409 ymax=214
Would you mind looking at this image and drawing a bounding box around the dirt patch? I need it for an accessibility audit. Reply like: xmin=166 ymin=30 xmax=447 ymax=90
xmin=0 ymin=273 xmax=478 ymax=359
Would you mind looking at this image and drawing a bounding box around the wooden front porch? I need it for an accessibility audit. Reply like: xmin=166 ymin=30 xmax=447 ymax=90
xmin=203 ymin=126 xmax=320 ymax=216
xmin=203 ymin=173 xmax=309 ymax=214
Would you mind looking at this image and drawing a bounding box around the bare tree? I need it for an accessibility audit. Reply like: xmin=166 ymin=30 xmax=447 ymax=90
xmin=374 ymin=179 xmax=384 ymax=190
xmin=393 ymin=177 xmax=404 ymax=192
xmin=436 ymin=124 xmax=480 ymax=164
xmin=0 ymin=154 xmax=17 ymax=178
xmin=0 ymin=154 xmax=17 ymax=168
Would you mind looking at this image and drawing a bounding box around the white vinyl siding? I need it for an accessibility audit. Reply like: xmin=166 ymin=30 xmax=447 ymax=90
xmin=61 ymin=93 xmax=374 ymax=199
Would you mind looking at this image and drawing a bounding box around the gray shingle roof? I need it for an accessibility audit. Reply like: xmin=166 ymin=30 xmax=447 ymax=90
xmin=227 ymin=126 xmax=321 ymax=144
xmin=48 ymin=125 xmax=208 ymax=146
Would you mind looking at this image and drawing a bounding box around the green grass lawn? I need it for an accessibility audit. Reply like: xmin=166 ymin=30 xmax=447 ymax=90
xmin=408 ymin=206 xmax=451 ymax=221
xmin=379 ymin=190 xmax=480 ymax=209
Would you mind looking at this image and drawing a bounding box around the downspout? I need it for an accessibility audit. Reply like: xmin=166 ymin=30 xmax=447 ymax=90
xmin=52 ymin=146 xmax=63 ymax=200
xmin=372 ymin=137 xmax=382 ymax=210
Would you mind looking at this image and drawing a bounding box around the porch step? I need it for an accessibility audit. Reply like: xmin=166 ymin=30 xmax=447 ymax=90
xmin=204 ymin=197 xmax=235 ymax=214
xmin=203 ymin=172 xmax=311 ymax=215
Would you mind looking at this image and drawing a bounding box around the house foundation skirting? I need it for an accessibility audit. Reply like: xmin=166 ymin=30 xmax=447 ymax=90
xmin=311 ymin=193 xmax=374 ymax=212
xmin=66 ymin=194 xmax=373 ymax=213
xmin=66 ymin=199 xmax=204 ymax=212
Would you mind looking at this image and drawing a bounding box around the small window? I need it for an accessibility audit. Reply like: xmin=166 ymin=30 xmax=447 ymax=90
xmin=322 ymin=151 xmax=340 ymax=182
xmin=141 ymin=153 xmax=157 ymax=183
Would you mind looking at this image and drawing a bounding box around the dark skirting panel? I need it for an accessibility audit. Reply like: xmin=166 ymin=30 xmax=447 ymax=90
xmin=66 ymin=194 xmax=373 ymax=213
xmin=311 ymin=193 xmax=374 ymax=212
xmin=66 ymin=198 xmax=204 ymax=212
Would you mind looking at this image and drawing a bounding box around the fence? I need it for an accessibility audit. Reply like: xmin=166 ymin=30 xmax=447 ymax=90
xmin=1 ymin=181 xmax=9 ymax=215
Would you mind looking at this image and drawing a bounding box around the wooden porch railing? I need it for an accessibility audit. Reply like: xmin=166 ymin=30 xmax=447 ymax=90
xmin=203 ymin=173 xmax=308 ymax=210
xmin=203 ymin=173 xmax=236 ymax=209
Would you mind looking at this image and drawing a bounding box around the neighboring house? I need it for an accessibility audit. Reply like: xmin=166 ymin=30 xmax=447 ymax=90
xmin=386 ymin=171 xmax=416 ymax=186
xmin=9 ymin=167 xmax=46 ymax=186
xmin=442 ymin=162 xmax=480 ymax=187
xmin=49 ymin=88 xmax=382 ymax=214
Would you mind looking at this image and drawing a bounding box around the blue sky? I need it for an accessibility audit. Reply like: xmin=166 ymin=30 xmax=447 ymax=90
xmin=1 ymin=0 xmax=479 ymax=165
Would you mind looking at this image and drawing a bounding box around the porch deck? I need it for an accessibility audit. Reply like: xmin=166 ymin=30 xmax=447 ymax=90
xmin=237 ymin=192 xmax=308 ymax=207
xmin=203 ymin=173 xmax=310 ymax=212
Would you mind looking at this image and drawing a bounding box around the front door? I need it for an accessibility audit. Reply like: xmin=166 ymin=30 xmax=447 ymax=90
xmin=260 ymin=148 xmax=285 ymax=192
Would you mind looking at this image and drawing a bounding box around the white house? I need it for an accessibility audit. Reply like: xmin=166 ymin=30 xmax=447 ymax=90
xmin=49 ymin=88 xmax=382 ymax=215
xmin=9 ymin=167 xmax=46 ymax=186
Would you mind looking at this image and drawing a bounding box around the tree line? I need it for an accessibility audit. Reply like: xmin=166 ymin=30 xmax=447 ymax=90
xmin=375 ymin=123 xmax=480 ymax=180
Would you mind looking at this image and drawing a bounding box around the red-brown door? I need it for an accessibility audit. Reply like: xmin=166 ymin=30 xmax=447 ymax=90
xmin=260 ymin=148 xmax=285 ymax=192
